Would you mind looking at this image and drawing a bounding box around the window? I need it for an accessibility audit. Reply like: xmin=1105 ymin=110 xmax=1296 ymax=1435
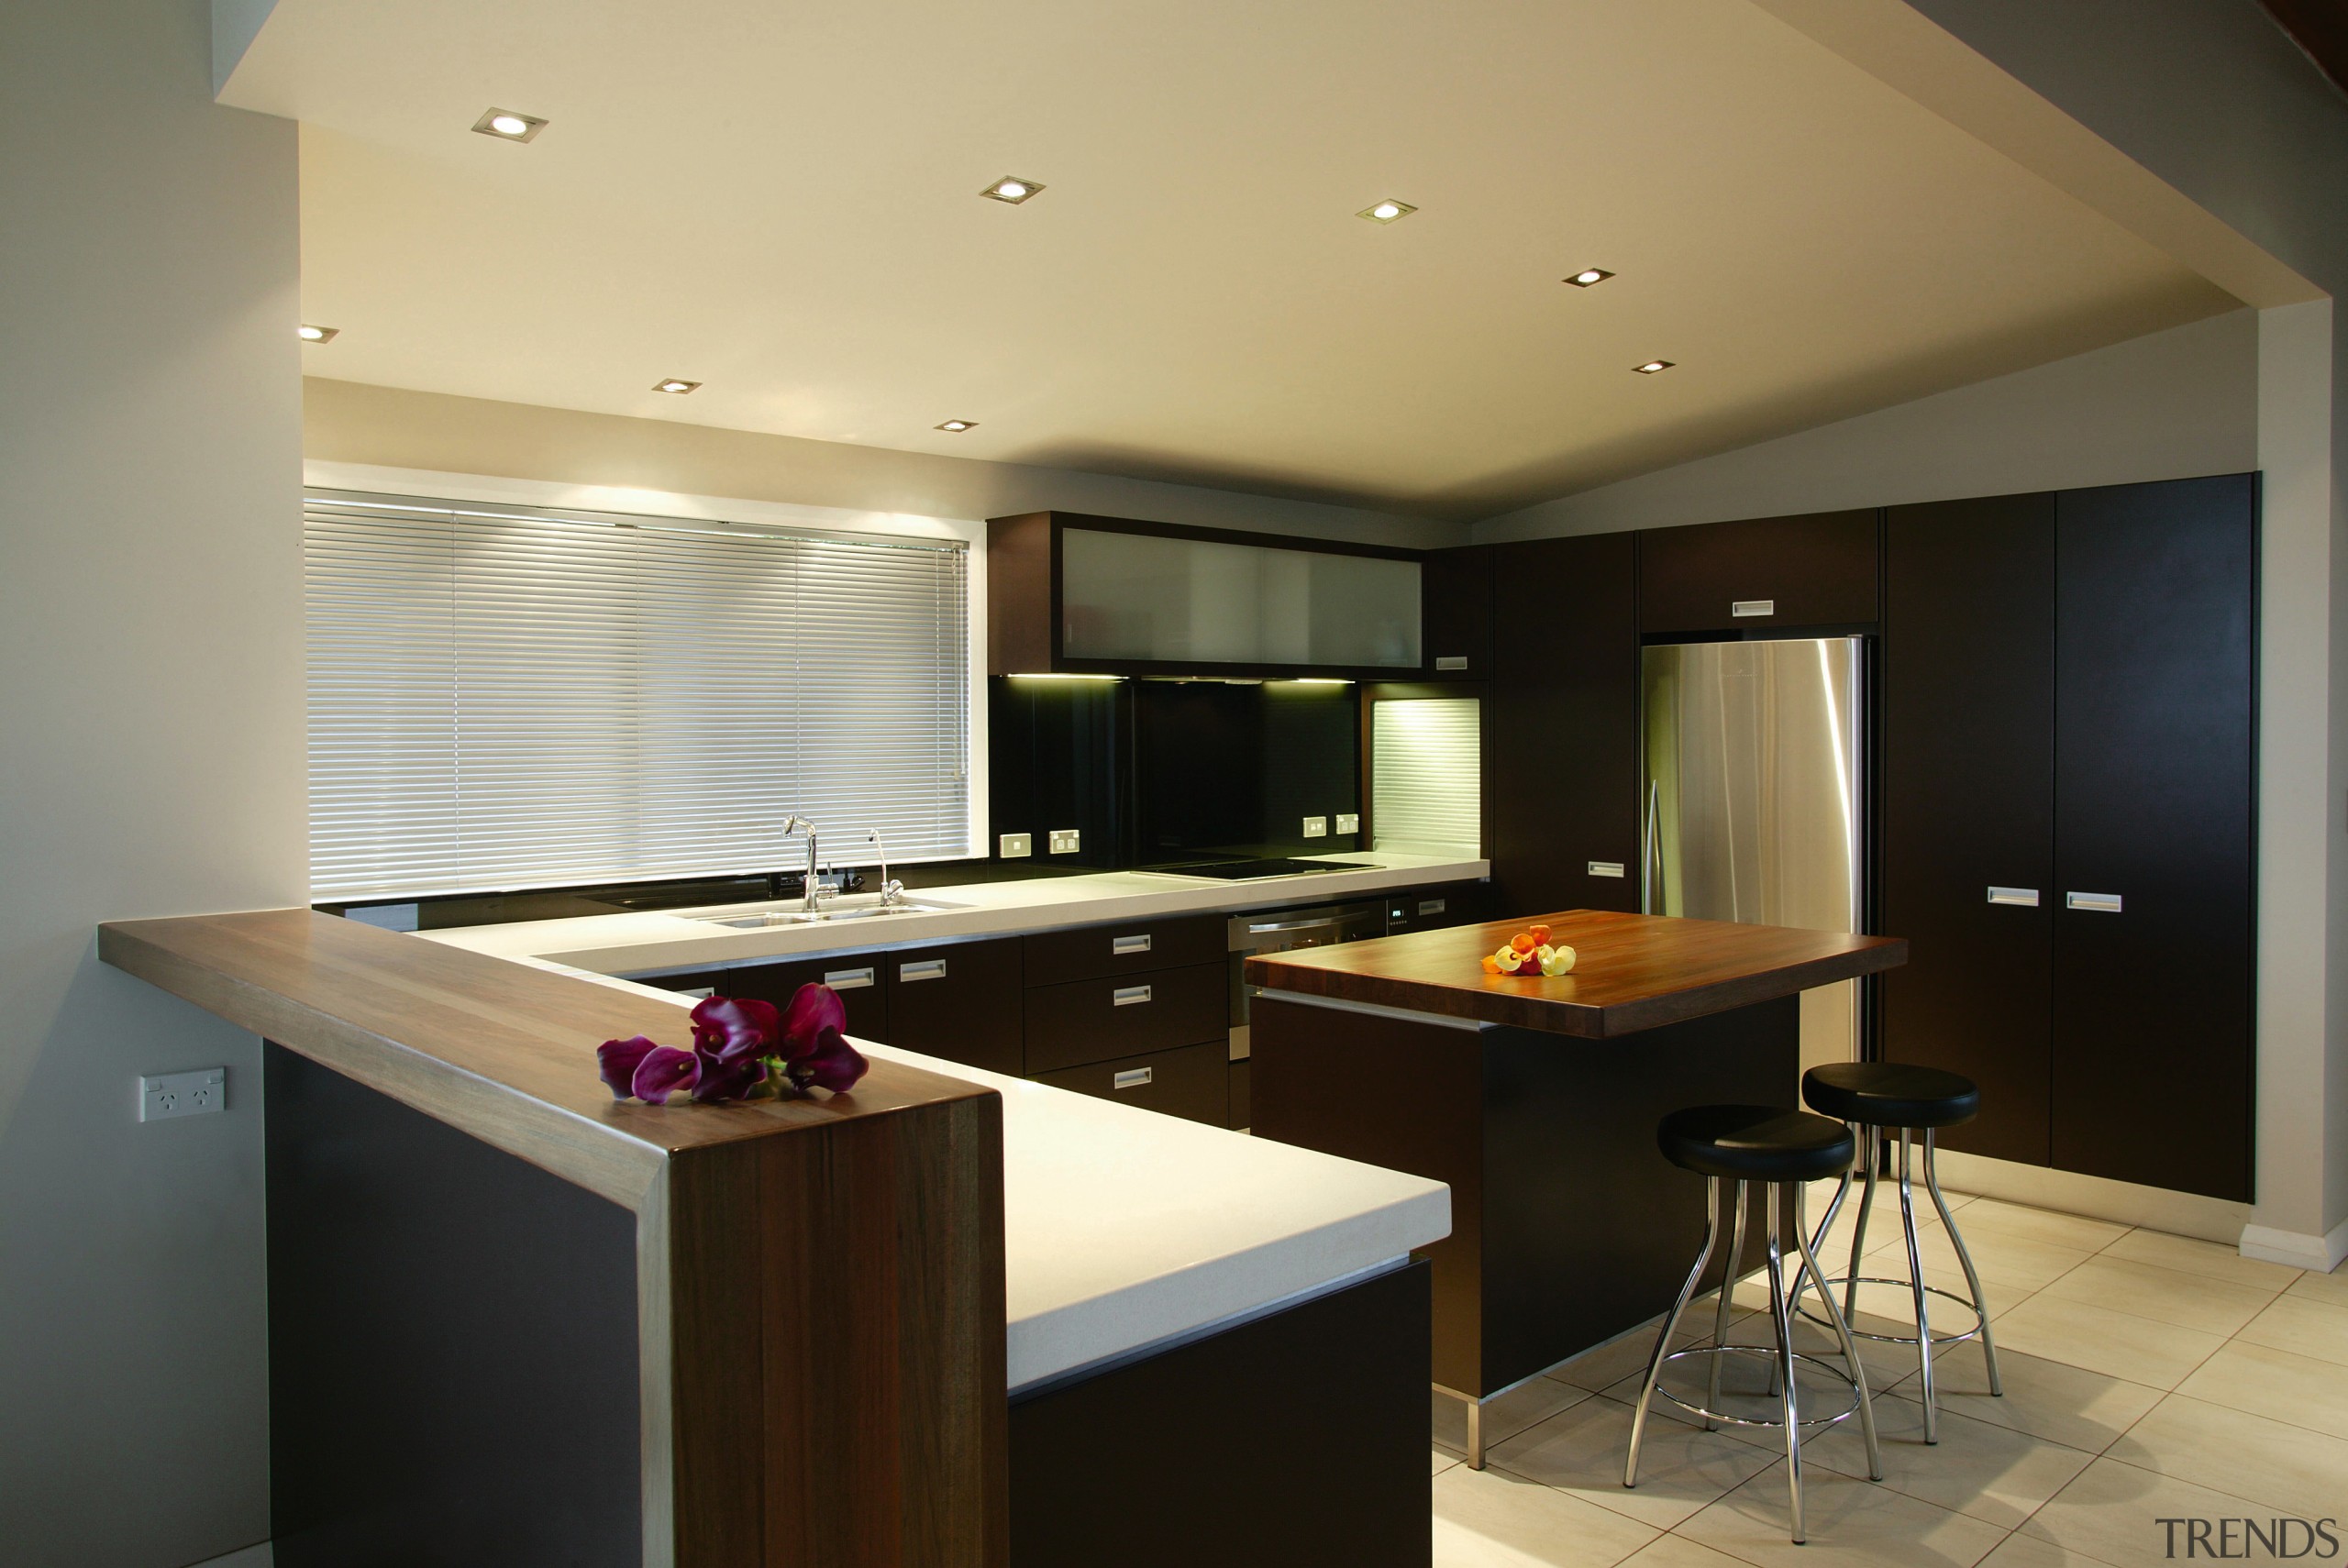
xmin=305 ymin=489 xmax=970 ymax=900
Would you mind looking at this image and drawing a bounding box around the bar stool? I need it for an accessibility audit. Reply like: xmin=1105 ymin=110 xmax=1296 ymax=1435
xmin=1626 ymin=1104 xmax=1881 ymax=1544
xmin=1791 ymin=1062 xmax=2004 ymax=1443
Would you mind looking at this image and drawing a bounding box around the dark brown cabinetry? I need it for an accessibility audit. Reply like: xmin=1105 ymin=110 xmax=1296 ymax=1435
xmin=653 ymin=952 xmax=890 ymax=1040
xmin=1024 ymin=961 xmax=1226 ymax=1076
xmin=1638 ymin=509 xmax=1879 ymax=634
xmin=1881 ymin=476 xmax=2256 ymax=1201
xmin=1487 ymin=533 xmax=1641 ymax=915
xmin=1024 ymin=911 xmax=1224 ymax=987
xmin=1882 ymin=494 xmax=2056 ymax=1165
xmin=2051 ymin=477 xmax=2257 ymax=1200
xmin=1421 ymin=545 xmax=1493 ymax=679
xmin=1034 ymin=1040 xmax=1230 ymax=1126
xmin=882 ymin=936 xmax=1025 ymax=1077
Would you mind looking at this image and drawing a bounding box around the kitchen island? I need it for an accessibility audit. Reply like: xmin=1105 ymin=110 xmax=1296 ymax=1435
xmin=99 ymin=908 xmax=1448 ymax=1568
xmin=1246 ymin=908 xmax=1906 ymax=1467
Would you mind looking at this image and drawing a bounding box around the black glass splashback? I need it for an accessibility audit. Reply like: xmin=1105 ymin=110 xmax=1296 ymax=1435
xmin=1132 ymin=680 xmax=1359 ymax=866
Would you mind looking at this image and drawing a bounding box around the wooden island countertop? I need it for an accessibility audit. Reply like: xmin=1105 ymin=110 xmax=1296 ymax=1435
xmin=1245 ymin=909 xmax=1906 ymax=1038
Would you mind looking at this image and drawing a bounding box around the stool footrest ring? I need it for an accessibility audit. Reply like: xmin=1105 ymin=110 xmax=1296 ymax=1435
xmin=1649 ymin=1345 xmax=1862 ymax=1430
xmin=1796 ymin=1275 xmax=1987 ymax=1347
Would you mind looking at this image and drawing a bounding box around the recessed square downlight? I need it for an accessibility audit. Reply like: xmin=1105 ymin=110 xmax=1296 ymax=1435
xmin=981 ymin=176 xmax=1044 ymax=204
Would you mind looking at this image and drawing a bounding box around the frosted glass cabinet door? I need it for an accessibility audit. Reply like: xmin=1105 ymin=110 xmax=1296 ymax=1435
xmin=1059 ymin=527 xmax=1422 ymax=669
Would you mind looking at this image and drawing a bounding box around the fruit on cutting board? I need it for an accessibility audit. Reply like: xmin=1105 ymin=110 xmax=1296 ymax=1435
xmin=1482 ymin=927 xmax=1577 ymax=977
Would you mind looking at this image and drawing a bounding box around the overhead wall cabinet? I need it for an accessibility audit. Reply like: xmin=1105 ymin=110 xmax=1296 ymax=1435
xmin=988 ymin=512 xmax=1423 ymax=679
xmin=1882 ymin=475 xmax=2256 ymax=1201
xmin=1638 ymin=509 xmax=1879 ymax=634
xmin=1419 ymin=545 xmax=1494 ymax=679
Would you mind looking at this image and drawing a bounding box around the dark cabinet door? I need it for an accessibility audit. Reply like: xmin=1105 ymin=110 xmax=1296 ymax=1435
xmin=1024 ymin=960 xmax=1227 ymax=1076
xmin=1031 ymin=1040 xmax=1230 ymax=1126
xmin=2052 ymin=476 xmax=2257 ymax=1201
xmin=659 ymin=953 xmax=890 ymax=1040
xmin=1638 ymin=510 xmax=1879 ymax=634
xmin=1881 ymin=494 xmax=2056 ymax=1165
xmin=1421 ymin=545 xmax=1493 ymax=679
xmin=883 ymin=937 xmax=1024 ymax=1077
xmin=1488 ymin=533 xmax=1640 ymax=915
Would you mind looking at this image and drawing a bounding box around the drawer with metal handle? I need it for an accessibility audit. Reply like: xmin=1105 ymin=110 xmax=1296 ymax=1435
xmin=880 ymin=935 xmax=1024 ymax=1077
xmin=2065 ymin=891 xmax=2124 ymax=913
xmin=1024 ymin=959 xmax=1225 ymax=1075
xmin=1031 ymin=1040 xmax=1229 ymax=1128
xmin=1024 ymin=911 xmax=1224 ymax=987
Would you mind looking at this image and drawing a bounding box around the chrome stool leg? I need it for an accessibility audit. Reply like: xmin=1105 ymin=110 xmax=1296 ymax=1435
xmin=1764 ymin=1185 xmax=1805 ymax=1542
xmin=1924 ymin=1130 xmax=2003 ymax=1397
xmin=1707 ymin=1179 xmax=1750 ymax=1429
xmin=1896 ymin=1128 xmax=1938 ymax=1442
xmin=1626 ymin=1176 xmax=1721 ymax=1488
xmin=1844 ymin=1124 xmax=1878 ymax=1322
xmin=1794 ymin=1183 xmax=1882 ymax=1482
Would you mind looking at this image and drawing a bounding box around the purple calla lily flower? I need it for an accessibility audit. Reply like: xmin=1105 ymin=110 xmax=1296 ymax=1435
xmin=691 ymin=1052 xmax=767 ymax=1102
xmin=780 ymin=983 xmax=848 ymax=1061
xmin=597 ymin=1035 xmax=659 ymax=1100
xmin=631 ymin=1044 xmax=701 ymax=1105
xmin=792 ymin=1027 xmax=869 ymax=1095
xmin=689 ymin=994 xmax=781 ymax=1065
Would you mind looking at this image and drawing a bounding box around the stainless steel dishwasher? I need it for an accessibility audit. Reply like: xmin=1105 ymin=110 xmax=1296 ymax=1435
xmin=1226 ymin=900 xmax=1388 ymax=1064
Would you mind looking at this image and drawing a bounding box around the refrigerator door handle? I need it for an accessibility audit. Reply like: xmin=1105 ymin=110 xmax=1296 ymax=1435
xmin=1642 ymin=778 xmax=1663 ymax=914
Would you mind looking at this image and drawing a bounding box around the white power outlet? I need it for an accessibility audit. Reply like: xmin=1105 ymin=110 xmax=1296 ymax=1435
xmin=141 ymin=1068 xmax=225 ymax=1122
xmin=1335 ymin=813 xmax=1360 ymax=834
xmin=1048 ymin=828 xmax=1081 ymax=854
xmin=1301 ymin=816 xmax=1328 ymax=838
xmin=999 ymin=832 xmax=1033 ymax=858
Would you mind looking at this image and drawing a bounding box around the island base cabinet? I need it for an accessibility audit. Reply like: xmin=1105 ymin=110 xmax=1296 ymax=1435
xmin=1010 ymin=1262 xmax=1430 ymax=1568
xmin=1249 ymin=994 xmax=1798 ymax=1397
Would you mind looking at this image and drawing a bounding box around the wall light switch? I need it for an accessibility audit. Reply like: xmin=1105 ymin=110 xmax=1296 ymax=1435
xmin=999 ymin=832 xmax=1033 ymax=858
xmin=1335 ymin=813 xmax=1360 ymax=834
xmin=1048 ymin=828 xmax=1081 ymax=854
xmin=141 ymin=1068 xmax=225 ymax=1122
xmin=1302 ymin=816 xmax=1328 ymax=838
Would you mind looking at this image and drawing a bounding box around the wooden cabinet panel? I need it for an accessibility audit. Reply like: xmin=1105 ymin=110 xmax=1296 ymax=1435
xmin=1032 ymin=1040 xmax=1229 ymax=1126
xmin=884 ymin=936 xmax=1025 ymax=1077
xmin=1638 ymin=510 xmax=1879 ymax=634
xmin=1023 ymin=912 xmax=1224 ymax=988
xmin=1881 ymin=495 xmax=2056 ymax=1165
xmin=1488 ymin=533 xmax=1640 ymax=915
xmin=1421 ymin=545 xmax=1493 ymax=679
xmin=2052 ymin=477 xmax=2256 ymax=1201
xmin=1024 ymin=960 xmax=1227 ymax=1075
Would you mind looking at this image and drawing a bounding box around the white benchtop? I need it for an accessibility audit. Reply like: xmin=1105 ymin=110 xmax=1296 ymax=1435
xmin=426 ymin=850 xmax=1487 ymax=978
xmin=424 ymin=859 xmax=1468 ymax=1393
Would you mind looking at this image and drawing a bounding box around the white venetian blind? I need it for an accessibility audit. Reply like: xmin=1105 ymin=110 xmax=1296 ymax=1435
xmin=1370 ymin=698 xmax=1483 ymax=856
xmin=305 ymin=490 xmax=970 ymax=900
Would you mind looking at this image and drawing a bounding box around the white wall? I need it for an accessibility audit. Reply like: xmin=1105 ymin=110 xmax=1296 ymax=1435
xmin=1476 ymin=310 xmax=2258 ymax=538
xmin=0 ymin=1 xmax=305 ymax=1563
xmin=303 ymin=378 xmax=1467 ymax=552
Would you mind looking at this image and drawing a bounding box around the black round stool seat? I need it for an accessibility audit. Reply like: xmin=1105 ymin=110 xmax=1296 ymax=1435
xmin=1656 ymin=1104 xmax=1855 ymax=1183
xmin=1803 ymin=1062 xmax=1980 ymax=1130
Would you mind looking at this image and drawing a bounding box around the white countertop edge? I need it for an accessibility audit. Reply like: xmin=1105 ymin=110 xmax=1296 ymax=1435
xmin=1008 ymin=1254 xmax=1414 ymax=1397
xmin=420 ymin=851 xmax=1489 ymax=976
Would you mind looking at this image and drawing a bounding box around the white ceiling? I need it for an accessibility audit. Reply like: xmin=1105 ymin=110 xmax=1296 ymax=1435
xmin=227 ymin=0 xmax=2241 ymax=522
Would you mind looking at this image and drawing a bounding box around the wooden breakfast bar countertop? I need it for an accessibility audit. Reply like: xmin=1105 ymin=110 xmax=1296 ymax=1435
xmin=1245 ymin=908 xmax=1907 ymax=1037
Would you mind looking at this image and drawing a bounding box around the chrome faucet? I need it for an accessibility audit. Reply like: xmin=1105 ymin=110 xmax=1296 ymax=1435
xmin=868 ymin=828 xmax=905 ymax=907
xmin=780 ymin=814 xmax=824 ymax=912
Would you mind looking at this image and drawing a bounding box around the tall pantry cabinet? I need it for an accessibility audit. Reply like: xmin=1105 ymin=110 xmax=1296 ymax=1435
xmin=1881 ymin=475 xmax=2257 ymax=1202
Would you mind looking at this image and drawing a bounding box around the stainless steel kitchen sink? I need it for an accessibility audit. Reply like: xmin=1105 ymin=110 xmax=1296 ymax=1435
xmin=685 ymin=897 xmax=959 ymax=929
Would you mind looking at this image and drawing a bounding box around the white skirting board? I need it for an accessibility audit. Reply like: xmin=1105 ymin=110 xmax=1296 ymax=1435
xmin=1930 ymin=1147 xmax=2251 ymax=1247
xmin=2241 ymin=1218 xmax=2348 ymax=1274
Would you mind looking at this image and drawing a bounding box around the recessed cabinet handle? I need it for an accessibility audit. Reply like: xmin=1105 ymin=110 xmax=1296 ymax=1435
xmin=1112 ymin=933 xmax=1152 ymax=955
xmin=1113 ymin=985 xmax=1153 ymax=1007
xmin=2066 ymin=891 xmax=2124 ymax=913
xmin=824 ymin=966 xmax=876 ymax=989
xmin=1986 ymin=888 xmax=2040 ymax=907
xmin=1589 ymin=861 xmax=1626 ymax=878
xmin=899 ymin=959 xmax=947 ymax=982
xmin=1112 ymin=1067 xmax=1153 ymax=1090
xmin=1418 ymin=900 xmax=1445 ymax=915
xmin=1434 ymin=656 xmax=1469 ymax=671
xmin=1732 ymin=599 xmax=1775 ymax=618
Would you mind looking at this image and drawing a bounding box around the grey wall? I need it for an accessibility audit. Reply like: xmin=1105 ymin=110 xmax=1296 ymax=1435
xmin=0 ymin=0 xmax=305 ymax=1562
xmin=1476 ymin=309 xmax=2259 ymax=539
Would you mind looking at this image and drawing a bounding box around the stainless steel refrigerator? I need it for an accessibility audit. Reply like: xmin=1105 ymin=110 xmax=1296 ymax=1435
xmin=1642 ymin=637 xmax=1865 ymax=1077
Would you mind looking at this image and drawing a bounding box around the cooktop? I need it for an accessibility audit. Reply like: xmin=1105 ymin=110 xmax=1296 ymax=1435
xmin=1142 ymin=857 xmax=1371 ymax=881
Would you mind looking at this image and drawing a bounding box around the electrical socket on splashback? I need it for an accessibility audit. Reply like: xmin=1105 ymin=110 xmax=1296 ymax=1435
xmin=1301 ymin=817 xmax=1327 ymax=838
xmin=1048 ymin=829 xmax=1081 ymax=854
xmin=999 ymin=832 xmax=1033 ymax=858
xmin=1336 ymin=813 xmax=1360 ymax=834
xmin=141 ymin=1068 xmax=225 ymax=1122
